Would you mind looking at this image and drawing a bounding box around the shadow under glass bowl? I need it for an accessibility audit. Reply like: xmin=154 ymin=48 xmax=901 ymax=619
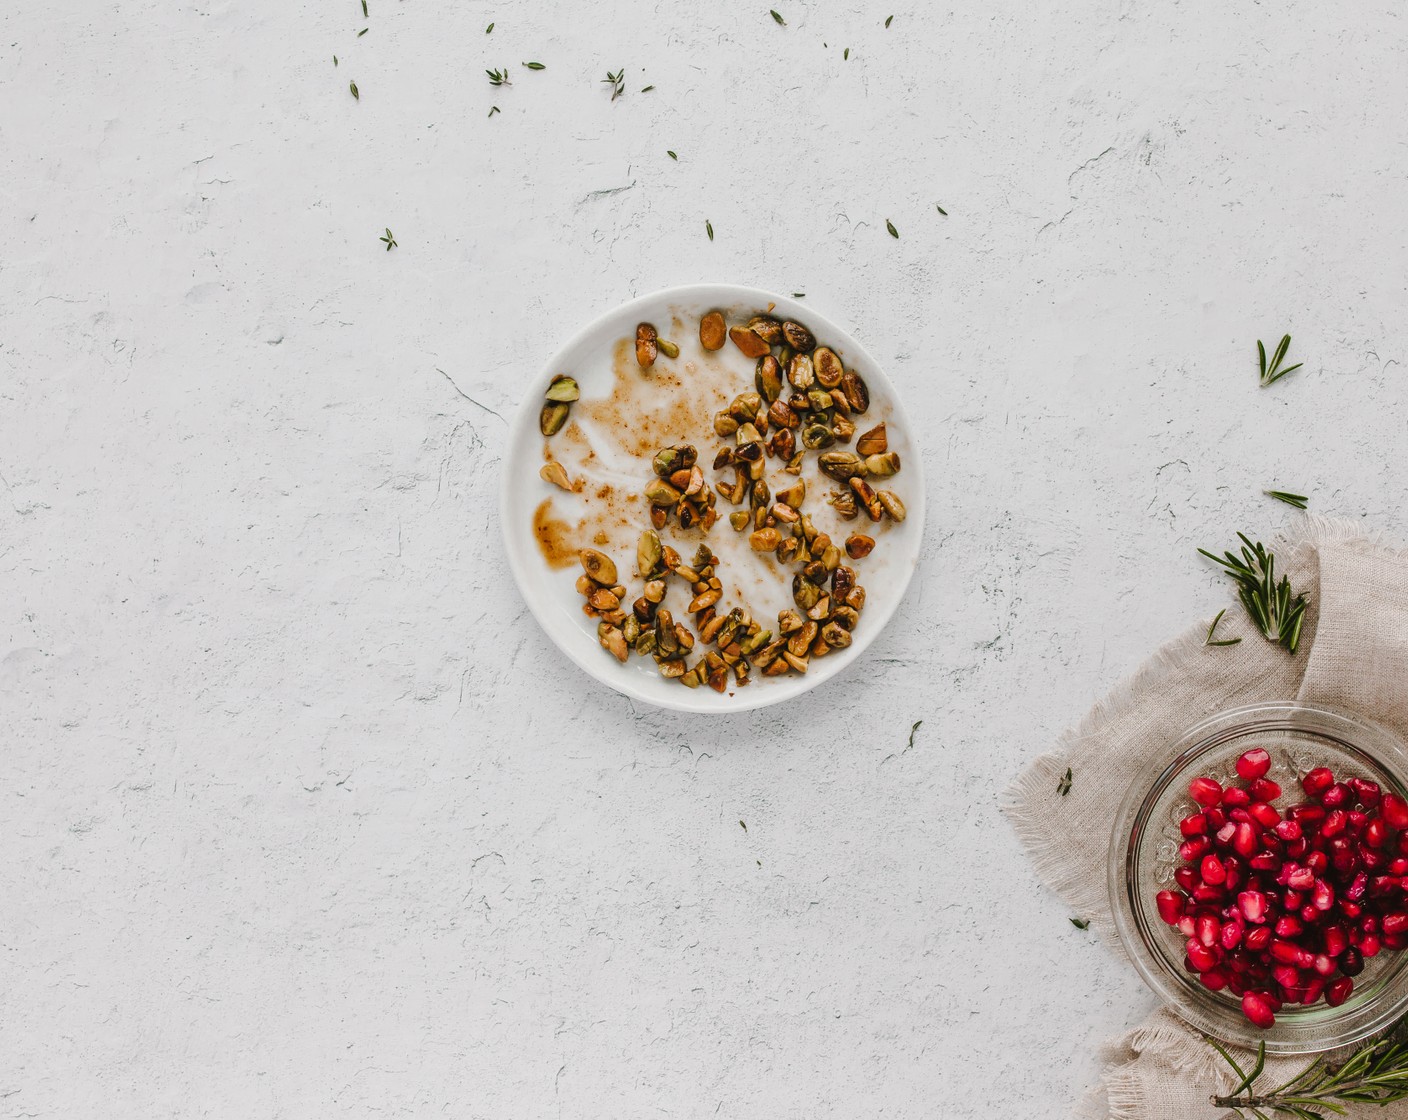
xmin=1109 ymin=701 xmax=1408 ymax=1054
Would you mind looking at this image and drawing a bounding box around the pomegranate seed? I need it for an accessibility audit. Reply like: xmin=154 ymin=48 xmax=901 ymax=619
xmin=1205 ymin=806 xmax=1228 ymax=830
xmin=1178 ymin=915 xmax=1196 ymax=936
xmin=1365 ymin=817 xmax=1389 ymax=848
xmin=1385 ymin=795 xmax=1408 ymax=830
xmin=1228 ymin=974 xmax=1248 ymax=996
xmin=1390 ymin=858 xmax=1408 ymax=875
xmin=1352 ymin=778 xmax=1382 ymax=809
xmin=1175 ymin=866 xmax=1199 ymax=892
xmin=1232 ymin=822 xmax=1258 ymax=857
xmin=1362 ymin=933 xmax=1383 ymax=958
xmin=1189 ymin=776 xmax=1223 ymax=808
xmin=1275 ymin=915 xmax=1304 ymax=937
xmin=1180 ymin=813 xmax=1208 ymax=837
xmin=1384 ymin=912 xmax=1408 ymax=937
xmin=1342 ymin=900 xmax=1363 ymax=919
xmin=1363 ymin=847 xmax=1389 ymax=871
xmin=1237 ymin=749 xmax=1272 ymax=780
xmin=1245 ymin=925 xmax=1273 ymax=951
xmin=1287 ymin=866 xmax=1315 ymax=891
xmin=1323 ymin=811 xmax=1349 ymax=838
xmin=1341 ymin=947 xmax=1365 ymax=975
xmin=1193 ymin=884 xmax=1224 ymax=904
xmin=1223 ymin=787 xmax=1252 ymax=808
xmin=1326 ymin=976 xmax=1354 ymax=1006
xmin=1221 ymin=920 xmax=1245 ymax=950
xmin=1187 ymin=939 xmax=1221 ymax=971
xmin=1202 ymin=855 xmax=1227 ymax=886
xmin=1238 ymin=891 xmax=1269 ymax=923
xmin=1180 ymin=837 xmax=1212 ymax=862
xmin=1322 ymin=782 xmax=1352 ymax=809
xmin=1302 ymin=976 xmax=1326 ymax=1004
xmin=1270 ymin=938 xmax=1302 ymax=963
xmin=1272 ymin=963 xmax=1302 ymax=990
xmin=1302 ymin=768 xmax=1335 ymax=798
xmin=1200 ymin=967 xmax=1230 ymax=991
xmin=1284 ymin=890 xmax=1305 ymax=910
xmin=1387 ymin=932 xmax=1408 ymax=951
xmin=1290 ymin=803 xmax=1326 ymax=826
xmin=1306 ymin=851 xmax=1329 ymax=876
xmin=1312 ymin=953 xmax=1336 ymax=976
xmin=1301 ymin=903 xmax=1321 ymax=924
xmin=1249 ymin=802 xmax=1280 ymax=828
xmin=1242 ymin=992 xmax=1276 ymax=1028
xmin=1250 ymin=851 xmax=1280 ymax=871
xmin=1275 ymin=819 xmax=1303 ymax=841
xmin=1155 ymin=890 xmax=1185 ymax=924
xmin=1250 ymin=778 xmax=1282 ymax=802
xmin=1196 ymin=913 xmax=1221 ymax=947
xmin=1323 ymin=926 xmax=1349 ymax=956
xmin=1217 ymin=821 xmax=1238 ymax=844
xmin=1312 ymin=880 xmax=1335 ymax=911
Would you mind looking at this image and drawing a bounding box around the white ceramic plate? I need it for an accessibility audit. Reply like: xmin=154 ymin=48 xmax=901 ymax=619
xmin=500 ymin=283 xmax=924 ymax=713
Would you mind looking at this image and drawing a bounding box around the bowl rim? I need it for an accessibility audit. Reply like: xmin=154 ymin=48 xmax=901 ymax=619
xmin=497 ymin=282 xmax=926 ymax=714
xmin=1108 ymin=700 xmax=1408 ymax=1054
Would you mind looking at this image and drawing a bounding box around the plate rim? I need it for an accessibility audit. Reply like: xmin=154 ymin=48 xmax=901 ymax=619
xmin=497 ymin=281 xmax=926 ymax=714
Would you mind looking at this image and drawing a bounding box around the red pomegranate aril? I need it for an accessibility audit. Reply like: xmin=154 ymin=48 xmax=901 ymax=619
xmin=1287 ymin=866 xmax=1315 ymax=891
xmin=1348 ymin=872 xmax=1369 ymax=900
xmin=1323 ymin=926 xmax=1349 ymax=956
xmin=1270 ymin=938 xmax=1303 ymax=964
xmin=1290 ymin=803 xmax=1326 ymax=826
xmin=1187 ymin=939 xmax=1221 ymax=971
xmin=1305 ymin=851 xmax=1329 ymax=876
xmin=1196 ymin=913 xmax=1221 ymax=947
xmin=1155 ymin=890 xmax=1185 ymax=924
xmin=1383 ymin=912 xmax=1408 ymax=938
xmin=1362 ymin=933 xmax=1383 ymax=958
xmin=1272 ymin=963 xmax=1302 ymax=989
xmin=1275 ymin=914 xmax=1304 ymax=937
xmin=1301 ymin=903 xmax=1321 ymax=924
xmin=1200 ymin=967 xmax=1230 ymax=991
xmin=1201 ymin=855 xmax=1227 ymax=886
xmin=1223 ymin=787 xmax=1252 ymax=808
xmin=1180 ymin=837 xmax=1212 ymax=862
xmin=1390 ymin=858 xmax=1408 ymax=875
xmin=1284 ymin=889 xmax=1305 ymax=910
xmin=1322 ymin=782 xmax=1352 ymax=809
xmin=1274 ymin=819 xmax=1303 ymax=842
xmin=1179 ymin=812 xmax=1208 ymax=837
xmin=1387 ymin=932 xmax=1408 ymax=951
xmin=1371 ymin=875 xmax=1399 ymax=898
xmin=1238 ymin=891 xmax=1269 ymax=923
xmin=1303 ymin=768 xmax=1335 ymax=797
xmin=1228 ymin=974 xmax=1248 ymax=996
xmin=1242 ymin=992 xmax=1277 ymax=1029
xmin=1236 ymin=748 xmax=1272 ymax=781
xmin=1322 ymin=810 xmax=1349 ymax=838
xmin=1348 ymin=809 xmax=1368 ymax=832
xmin=1361 ymin=847 xmax=1389 ymax=871
xmin=1326 ymin=976 xmax=1354 ymax=1006
xmin=1352 ymin=778 xmax=1382 ymax=809
xmin=1250 ymin=778 xmax=1282 ymax=802
xmin=1220 ymin=920 xmax=1245 ymax=950
xmin=1178 ymin=915 xmax=1196 ymax=937
xmin=1228 ymin=822 xmax=1255 ymax=857
xmin=1250 ymin=851 xmax=1280 ymax=871
xmin=1249 ymin=802 xmax=1280 ymax=828
xmin=1342 ymin=900 xmax=1363 ymax=919
xmin=1217 ymin=820 xmax=1239 ymax=843
xmin=1341 ymin=947 xmax=1365 ymax=975
xmin=1245 ymin=925 xmax=1273 ymax=951
xmin=1193 ymin=884 xmax=1224 ymax=904
xmin=1189 ymin=776 xmax=1223 ymax=807
xmin=1175 ymin=866 xmax=1199 ymax=892
xmin=1312 ymin=880 xmax=1335 ymax=911
xmin=1205 ymin=806 xmax=1228 ymax=830
xmin=1302 ymin=976 xmax=1326 ymax=1004
xmin=1384 ymin=794 xmax=1408 ymax=830
xmin=1312 ymin=952 xmax=1337 ymax=976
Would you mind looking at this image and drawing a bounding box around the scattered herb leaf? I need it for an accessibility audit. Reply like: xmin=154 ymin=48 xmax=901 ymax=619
xmin=1257 ymin=333 xmax=1302 ymax=387
xmin=640 ymin=84 xmax=654 ymax=92
xmin=361 ymin=0 xmax=367 ymax=15
xmin=739 ymin=819 xmax=747 ymax=831
xmin=1198 ymin=533 xmax=1309 ymax=654
xmin=886 ymin=219 xmax=899 ymax=238
xmin=522 ymin=61 xmax=546 ymax=70
xmin=885 ymin=13 xmax=894 ymax=27
xmin=907 ymin=720 xmax=922 ymax=751
xmin=488 ymin=105 xmax=500 ymax=117
xmin=485 ymin=21 xmax=494 ymax=33
xmin=379 ymin=228 xmax=397 ymax=251
xmin=1266 ymin=489 xmax=1309 ymax=510
xmin=667 ymin=150 xmax=677 ymax=160
xmin=1211 ymin=1031 xmax=1408 ymax=1117
xmin=1204 ymin=607 xmax=1242 ymax=647
xmin=770 ymin=9 xmax=785 ymax=24
xmin=486 ymin=67 xmax=510 ymax=86
xmin=349 ymin=80 xmax=359 ymax=100
xmin=706 ymin=220 xmax=714 ymax=241
xmin=935 ymin=203 xmax=948 ymax=216
xmin=333 ymin=55 xmax=338 ymax=65
xmin=357 ymin=27 xmax=368 ymax=36
xmin=603 ymin=68 xmax=625 ymax=100
xmin=1057 ymin=767 xmax=1073 ymax=796
xmin=843 ymin=47 xmax=850 ymax=59
xmin=792 ymin=292 xmax=805 ymax=298
xmin=1070 ymin=917 xmax=1090 ymax=930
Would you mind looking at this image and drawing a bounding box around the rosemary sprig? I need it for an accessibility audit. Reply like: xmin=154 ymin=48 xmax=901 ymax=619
xmin=1057 ymin=767 xmax=1072 ymax=796
xmin=771 ymin=9 xmax=786 ymax=25
xmin=1198 ymin=534 xmax=1309 ymax=654
xmin=1204 ymin=607 xmax=1242 ymax=647
xmin=1258 ymin=334 xmax=1302 ymax=387
xmin=379 ymin=228 xmax=397 ymax=251
xmin=886 ymin=219 xmax=899 ymax=238
xmin=1211 ymin=1029 xmax=1408 ymax=1118
xmin=603 ymin=68 xmax=624 ymax=100
xmin=486 ymin=67 xmax=510 ymax=86
xmin=1266 ymin=490 xmax=1308 ymax=510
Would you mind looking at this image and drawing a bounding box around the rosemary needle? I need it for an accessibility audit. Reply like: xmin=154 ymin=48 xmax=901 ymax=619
xmin=349 ymin=80 xmax=359 ymax=100
xmin=770 ymin=9 xmax=786 ymax=25
xmin=1204 ymin=607 xmax=1242 ymax=647
xmin=886 ymin=219 xmax=899 ymax=238
xmin=885 ymin=14 xmax=894 ymax=27
xmin=1257 ymin=333 xmax=1302 ymax=387
xmin=1057 ymin=767 xmax=1072 ymax=796
xmin=706 ymin=220 xmax=714 ymax=241
xmin=1266 ymin=489 xmax=1308 ymax=509
xmin=485 ymin=21 xmax=493 ymax=33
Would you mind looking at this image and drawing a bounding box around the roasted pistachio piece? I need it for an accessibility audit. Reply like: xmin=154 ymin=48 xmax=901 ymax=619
xmin=699 ymin=310 xmax=727 ymax=350
xmin=657 ymin=338 xmax=680 ymax=359
xmin=787 ymin=353 xmax=815 ymax=390
xmin=713 ymin=447 xmax=734 ymax=470
xmin=635 ymin=323 xmax=659 ymax=368
xmin=540 ymin=401 xmax=570 ymax=436
xmin=776 ymin=479 xmax=805 ymax=508
xmin=729 ymin=326 xmax=771 ymax=358
xmin=579 ymin=548 xmax=618 ymax=585
xmin=801 ymin=423 xmax=835 ymax=450
xmin=746 ymin=315 xmax=784 ymax=344
xmin=781 ymin=320 xmax=815 ymax=351
xmin=638 ymin=529 xmax=663 ymax=578
xmin=756 ymin=354 xmax=783 ymax=403
xmin=729 ymin=510 xmax=750 ymax=531
xmin=539 ymin=461 xmax=573 ymax=490
xmin=714 ymin=413 xmax=739 ymax=437
xmin=818 ymin=451 xmax=867 ymax=480
xmin=545 ymin=375 xmax=580 ymax=402
xmin=878 ymin=490 xmax=907 ymax=522
xmin=840 ymin=370 xmax=870 ymax=413
xmin=845 ymin=534 xmax=876 ymax=559
xmin=653 ymin=444 xmax=697 ymax=477
xmin=728 ymin=392 xmax=763 ymax=421
xmin=807 ymin=388 xmax=834 ymax=413
xmin=831 ymin=414 xmax=856 ymax=442
xmin=812 ymin=346 xmax=844 ymax=389
xmin=864 ymin=452 xmax=901 ymax=477
xmin=792 ymin=574 xmax=822 ymax=610
xmin=855 ymin=423 xmax=888 ymax=456
xmin=829 ymin=489 xmax=859 ymax=519
xmin=599 ymin=624 xmax=629 ymax=662
xmin=749 ymin=527 xmax=780 ymax=551
xmin=644 ymin=479 xmax=682 ymax=506
xmin=768 ymin=427 xmax=796 ymax=461
xmin=821 ymin=622 xmax=852 ymax=649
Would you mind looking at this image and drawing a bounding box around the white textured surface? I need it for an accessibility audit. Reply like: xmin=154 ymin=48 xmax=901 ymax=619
xmin=4 ymin=1 xmax=1408 ymax=1116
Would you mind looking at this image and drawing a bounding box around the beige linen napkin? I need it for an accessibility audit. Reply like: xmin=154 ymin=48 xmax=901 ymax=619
xmin=1007 ymin=518 xmax=1408 ymax=1119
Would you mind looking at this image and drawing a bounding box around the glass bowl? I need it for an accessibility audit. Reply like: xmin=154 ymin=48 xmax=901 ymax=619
xmin=1109 ymin=702 xmax=1408 ymax=1054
